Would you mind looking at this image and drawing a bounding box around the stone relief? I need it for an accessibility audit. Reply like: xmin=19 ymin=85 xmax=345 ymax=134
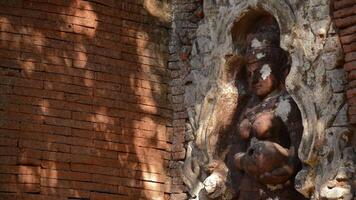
xmin=232 ymin=16 xmax=305 ymax=200
xmin=179 ymin=0 xmax=355 ymax=199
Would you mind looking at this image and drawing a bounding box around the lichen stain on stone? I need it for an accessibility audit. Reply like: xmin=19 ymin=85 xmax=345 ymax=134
xmin=275 ymin=98 xmax=291 ymax=122
xmin=260 ymin=64 xmax=271 ymax=80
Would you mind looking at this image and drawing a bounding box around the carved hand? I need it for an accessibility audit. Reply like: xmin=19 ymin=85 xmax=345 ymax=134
xmin=203 ymin=160 xmax=228 ymax=198
xmin=234 ymin=140 xmax=293 ymax=185
xmin=259 ymin=163 xmax=294 ymax=185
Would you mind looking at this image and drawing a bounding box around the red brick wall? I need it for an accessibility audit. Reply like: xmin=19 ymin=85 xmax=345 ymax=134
xmin=0 ymin=1 xmax=172 ymax=199
xmin=333 ymin=0 xmax=356 ymax=126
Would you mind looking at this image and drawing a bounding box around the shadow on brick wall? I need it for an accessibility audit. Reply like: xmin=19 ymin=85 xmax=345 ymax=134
xmin=0 ymin=0 xmax=172 ymax=199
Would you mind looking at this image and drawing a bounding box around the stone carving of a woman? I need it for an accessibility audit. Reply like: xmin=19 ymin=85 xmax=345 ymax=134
xmin=230 ymin=16 xmax=306 ymax=200
xmin=183 ymin=16 xmax=308 ymax=200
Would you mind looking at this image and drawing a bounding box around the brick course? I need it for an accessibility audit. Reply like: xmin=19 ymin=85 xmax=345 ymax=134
xmin=0 ymin=1 xmax=172 ymax=199
xmin=333 ymin=0 xmax=356 ymax=126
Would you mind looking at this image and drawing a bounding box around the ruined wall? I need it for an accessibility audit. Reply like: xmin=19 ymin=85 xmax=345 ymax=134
xmin=0 ymin=0 xmax=355 ymax=200
xmin=168 ymin=1 xmax=204 ymax=199
xmin=334 ymin=0 xmax=356 ymax=129
xmin=0 ymin=0 xmax=173 ymax=199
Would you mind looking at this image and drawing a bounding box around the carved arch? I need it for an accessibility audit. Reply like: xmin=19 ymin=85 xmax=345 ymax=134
xmin=230 ymin=1 xmax=296 ymax=50
xmin=226 ymin=0 xmax=323 ymax=166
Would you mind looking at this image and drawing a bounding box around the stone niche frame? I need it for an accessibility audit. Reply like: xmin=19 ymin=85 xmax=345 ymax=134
xmin=181 ymin=0 xmax=354 ymax=199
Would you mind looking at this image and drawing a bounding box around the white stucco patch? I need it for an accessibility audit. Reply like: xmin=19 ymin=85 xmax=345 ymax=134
xmin=203 ymin=173 xmax=219 ymax=194
xmin=260 ymin=64 xmax=271 ymax=80
xmin=275 ymin=98 xmax=291 ymax=122
xmin=266 ymin=197 xmax=280 ymax=200
xmin=251 ymin=38 xmax=264 ymax=48
xmin=256 ymin=52 xmax=265 ymax=59
xmin=320 ymin=184 xmax=353 ymax=200
xmin=203 ymin=173 xmax=225 ymax=197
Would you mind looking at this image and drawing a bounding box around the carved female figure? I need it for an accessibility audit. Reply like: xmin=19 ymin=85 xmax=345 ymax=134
xmin=181 ymin=15 xmax=308 ymax=200
xmin=230 ymin=16 xmax=306 ymax=200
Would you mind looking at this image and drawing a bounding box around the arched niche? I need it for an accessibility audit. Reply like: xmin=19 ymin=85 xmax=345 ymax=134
xmin=227 ymin=2 xmax=318 ymax=166
xmin=179 ymin=0 xmax=351 ymax=198
xmin=224 ymin=1 xmax=349 ymax=198
xmin=231 ymin=9 xmax=273 ymax=52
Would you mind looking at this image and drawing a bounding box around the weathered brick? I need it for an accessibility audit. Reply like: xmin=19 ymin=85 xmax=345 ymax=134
xmin=72 ymin=181 xmax=117 ymax=193
xmin=349 ymin=70 xmax=356 ymax=80
xmin=91 ymin=192 xmax=129 ymax=200
xmin=0 ymin=1 xmax=172 ymax=198
xmin=41 ymin=160 xmax=70 ymax=170
xmin=0 ymin=156 xmax=17 ymax=165
xmin=334 ymin=0 xmax=356 ymax=10
xmin=40 ymin=187 xmax=90 ymax=198
xmin=41 ymin=169 xmax=92 ymax=182
xmin=344 ymin=61 xmax=356 ymax=71
xmin=334 ymin=6 xmax=356 ymax=18
xmin=349 ymin=114 xmax=356 ymax=124
xmin=70 ymin=163 xmax=118 ymax=176
xmin=343 ymin=41 xmax=356 ymax=53
xmin=341 ymin=33 xmax=356 ymax=46
xmin=17 ymin=174 xmax=40 ymax=184
xmin=347 ymin=88 xmax=356 ymax=98
xmin=0 ymin=183 xmax=40 ymax=193
xmin=0 ymin=147 xmax=19 ymax=156
xmin=70 ymin=145 xmax=117 ymax=159
xmin=0 ymin=174 xmax=17 ymax=183
xmin=340 ymin=24 xmax=356 ymax=36
xmin=117 ymin=185 xmax=165 ymax=199
xmin=0 ymin=138 xmax=17 ymax=146
xmin=40 ymin=177 xmax=71 ymax=189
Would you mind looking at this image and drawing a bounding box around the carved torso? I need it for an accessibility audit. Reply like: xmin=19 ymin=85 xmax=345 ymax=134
xmin=232 ymin=90 xmax=305 ymax=200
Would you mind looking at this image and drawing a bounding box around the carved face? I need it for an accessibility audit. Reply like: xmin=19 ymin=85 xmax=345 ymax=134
xmin=247 ymin=62 xmax=278 ymax=98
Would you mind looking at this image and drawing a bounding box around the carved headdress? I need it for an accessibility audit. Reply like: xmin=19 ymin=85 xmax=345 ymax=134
xmin=245 ymin=16 xmax=290 ymax=82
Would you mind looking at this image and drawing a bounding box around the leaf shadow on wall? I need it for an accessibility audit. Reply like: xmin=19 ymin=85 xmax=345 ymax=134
xmin=0 ymin=0 xmax=171 ymax=199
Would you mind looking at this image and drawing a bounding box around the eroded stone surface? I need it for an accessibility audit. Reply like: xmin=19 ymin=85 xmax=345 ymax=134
xmin=175 ymin=0 xmax=355 ymax=199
